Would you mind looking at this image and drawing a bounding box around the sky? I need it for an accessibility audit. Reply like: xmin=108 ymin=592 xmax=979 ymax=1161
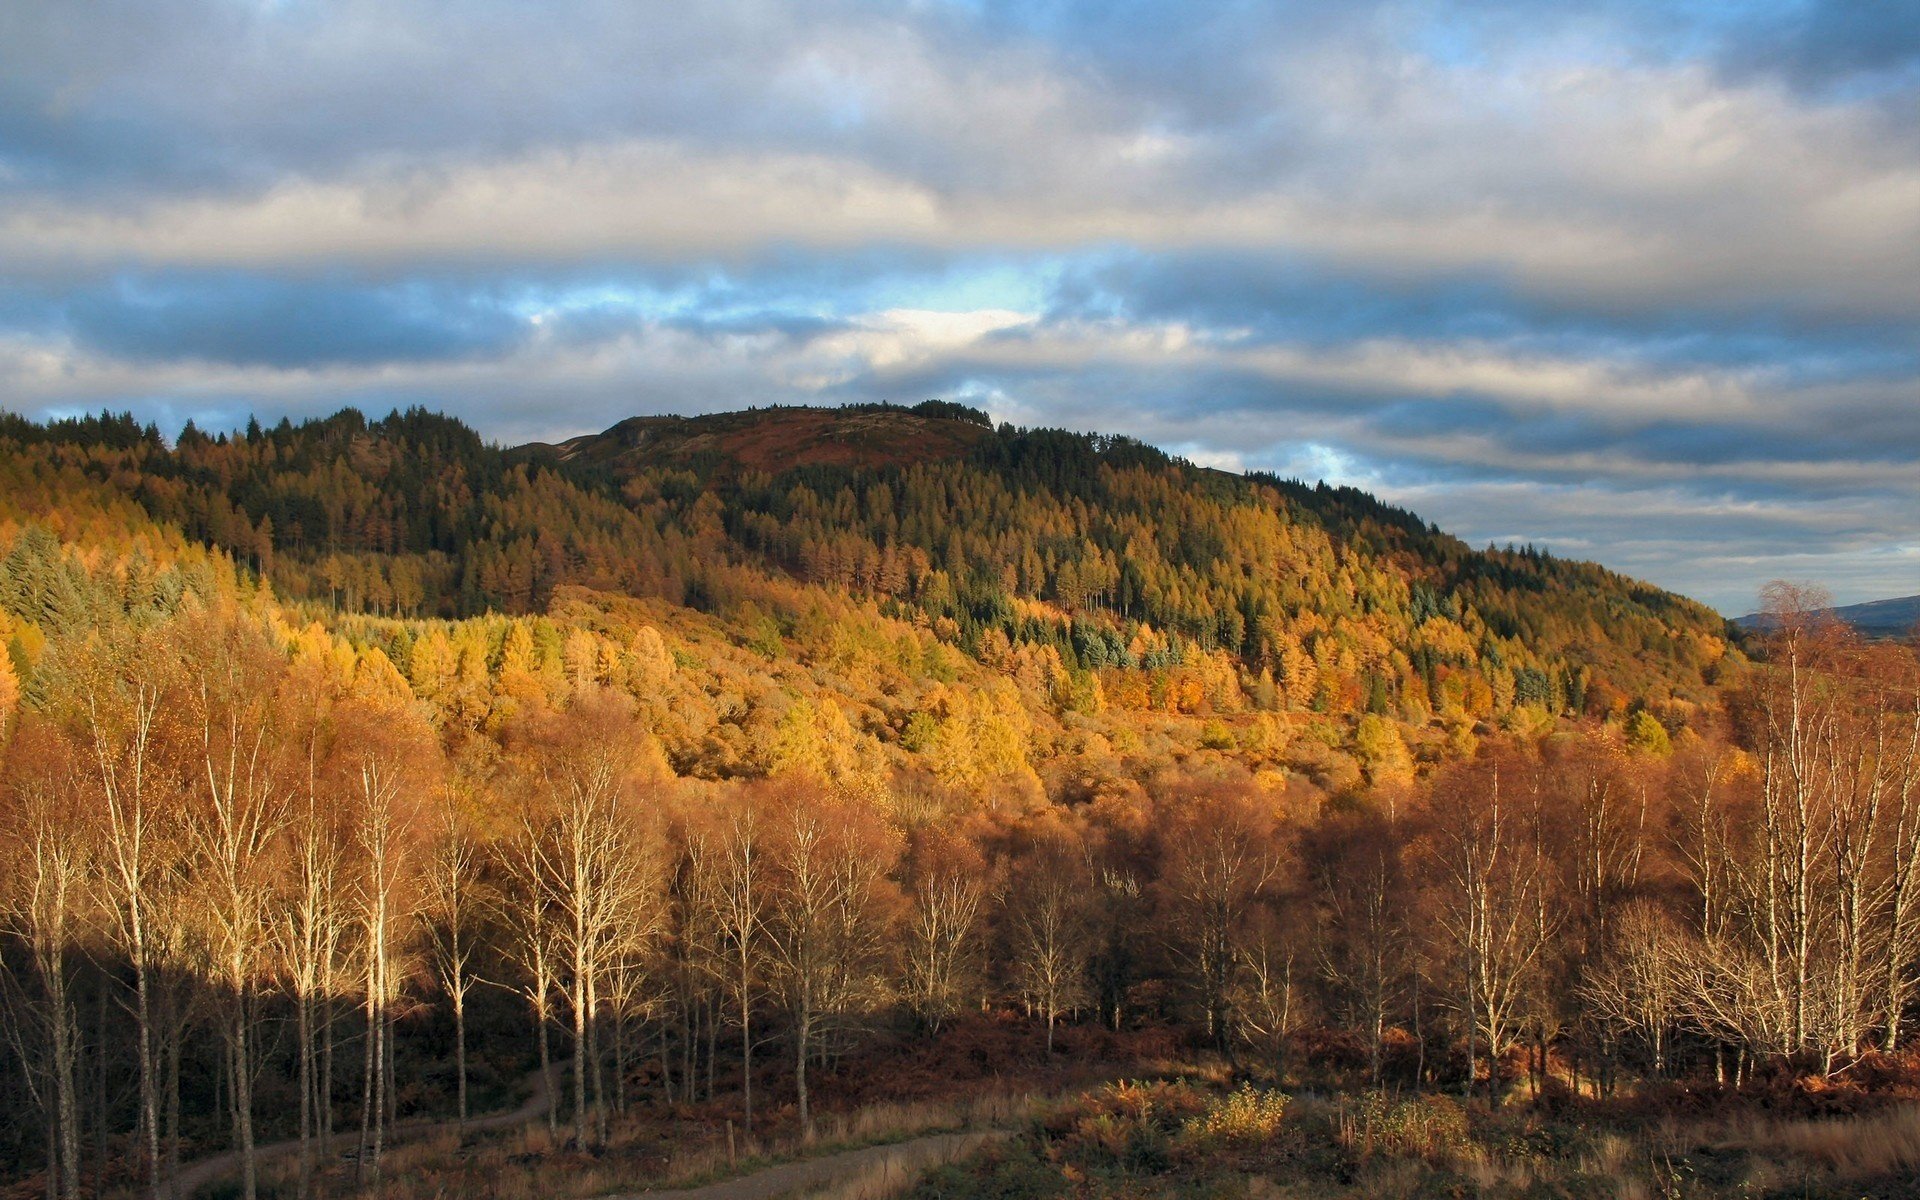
xmin=2 ymin=1 xmax=1917 ymax=614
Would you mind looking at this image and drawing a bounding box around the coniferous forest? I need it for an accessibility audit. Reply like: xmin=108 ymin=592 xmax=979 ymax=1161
xmin=1 ymin=403 xmax=1917 ymax=1200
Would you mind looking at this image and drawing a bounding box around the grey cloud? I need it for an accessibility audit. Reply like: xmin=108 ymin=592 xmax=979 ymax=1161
xmin=1 ymin=0 xmax=1916 ymax=612
xmin=61 ymin=275 xmax=527 ymax=368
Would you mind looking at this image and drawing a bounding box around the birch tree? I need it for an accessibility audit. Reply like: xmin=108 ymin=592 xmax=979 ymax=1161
xmin=765 ymin=784 xmax=896 ymax=1132
xmin=900 ymin=832 xmax=986 ymax=1037
xmin=351 ymin=748 xmax=419 ymax=1189
xmin=423 ymin=785 xmax=481 ymax=1128
xmin=182 ymin=615 xmax=290 ymax=1200
xmin=0 ymin=728 xmax=88 ymax=1199
xmin=73 ymin=635 xmax=178 ymax=1200
xmin=1423 ymin=756 xmax=1556 ymax=1100
xmin=1156 ymin=779 xmax=1280 ymax=1060
xmin=1002 ymin=826 xmax=1090 ymax=1054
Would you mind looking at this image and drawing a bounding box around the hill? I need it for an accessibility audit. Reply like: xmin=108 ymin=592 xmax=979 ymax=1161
xmin=0 ymin=402 xmax=1736 ymax=789
xmin=1736 ymin=593 xmax=1919 ymax=638
xmin=526 ymin=400 xmax=997 ymax=476
xmin=0 ymin=399 xmax=1778 ymax=1186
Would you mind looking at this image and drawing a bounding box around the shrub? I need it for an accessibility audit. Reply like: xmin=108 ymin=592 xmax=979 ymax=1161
xmin=1182 ymin=1085 xmax=1291 ymax=1149
xmin=1335 ymin=1092 xmax=1471 ymax=1163
xmin=1041 ymin=1080 xmax=1208 ymax=1172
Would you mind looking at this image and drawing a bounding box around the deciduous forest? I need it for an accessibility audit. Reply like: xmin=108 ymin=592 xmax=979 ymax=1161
xmin=1 ymin=404 xmax=1915 ymax=1200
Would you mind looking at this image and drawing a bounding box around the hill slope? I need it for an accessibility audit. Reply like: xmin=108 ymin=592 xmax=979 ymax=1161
xmin=535 ymin=403 xmax=1735 ymax=714
xmin=0 ymin=402 xmax=1736 ymax=788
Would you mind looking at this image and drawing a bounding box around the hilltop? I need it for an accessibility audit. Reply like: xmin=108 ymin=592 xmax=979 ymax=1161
xmin=525 ymin=400 xmax=997 ymax=476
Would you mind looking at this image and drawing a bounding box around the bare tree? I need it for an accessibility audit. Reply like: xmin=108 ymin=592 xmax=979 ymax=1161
xmin=900 ymin=834 xmax=986 ymax=1038
xmin=1307 ymin=805 xmax=1410 ymax=1085
xmin=275 ymin=655 xmax=351 ymax=1200
xmin=1710 ymin=583 xmax=1920 ymax=1062
xmin=499 ymin=800 xmax=562 ymax=1134
xmin=1579 ymin=898 xmax=1687 ymax=1076
xmin=1873 ymin=648 xmax=1920 ymax=1048
xmin=764 ymin=784 xmax=895 ymax=1133
xmin=423 ymin=785 xmax=480 ymax=1129
xmin=1002 ymin=833 xmax=1090 ymax=1054
xmin=74 ymin=637 xmax=177 ymax=1200
xmin=713 ymin=799 xmax=768 ymax=1130
xmin=1423 ymin=757 xmax=1556 ymax=1101
xmin=1156 ymin=779 xmax=1280 ymax=1061
xmin=182 ymin=618 xmax=290 ymax=1200
xmin=350 ymin=749 xmax=419 ymax=1190
xmin=1235 ymin=903 xmax=1308 ymax=1080
xmin=0 ymin=731 xmax=88 ymax=1199
xmin=519 ymin=691 xmax=660 ymax=1148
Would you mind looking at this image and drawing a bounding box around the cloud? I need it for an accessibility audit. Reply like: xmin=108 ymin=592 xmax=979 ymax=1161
xmin=55 ymin=274 xmax=526 ymax=368
xmin=0 ymin=0 xmax=1916 ymax=612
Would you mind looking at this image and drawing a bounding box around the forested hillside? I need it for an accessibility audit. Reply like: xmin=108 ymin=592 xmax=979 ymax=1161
xmin=24 ymin=402 xmax=1909 ymax=1200
xmin=0 ymin=401 xmax=1732 ymax=788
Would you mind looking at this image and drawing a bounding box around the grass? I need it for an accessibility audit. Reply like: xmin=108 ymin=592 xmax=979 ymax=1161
xmin=1727 ymin=1103 xmax=1920 ymax=1176
xmin=156 ymin=1026 xmax=1920 ymax=1200
xmin=903 ymin=1082 xmax=1920 ymax=1200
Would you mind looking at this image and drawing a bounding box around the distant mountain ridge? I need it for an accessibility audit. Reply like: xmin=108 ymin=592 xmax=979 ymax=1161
xmin=1736 ymin=594 xmax=1920 ymax=637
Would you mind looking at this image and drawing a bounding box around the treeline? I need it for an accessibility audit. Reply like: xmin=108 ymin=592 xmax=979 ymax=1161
xmin=0 ymin=405 xmax=1734 ymax=727
xmin=0 ymin=585 xmax=1914 ymax=1200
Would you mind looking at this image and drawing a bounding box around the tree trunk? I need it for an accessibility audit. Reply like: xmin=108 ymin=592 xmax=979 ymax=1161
xmin=385 ymin=1009 xmax=398 ymax=1131
xmin=454 ymin=990 xmax=468 ymax=1128
xmin=95 ymin=983 xmax=108 ymax=1200
xmin=590 ymin=982 xmax=609 ymax=1148
xmin=135 ymin=958 xmax=159 ymax=1200
xmin=795 ymin=1007 xmax=811 ymax=1136
xmin=320 ymin=991 xmax=335 ymax=1160
xmin=50 ymin=955 xmax=80 ymax=1200
xmin=297 ymin=990 xmax=313 ymax=1200
xmin=536 ymin=1003 xmax=556 ymax=1135
xmin=165 ymin=1025 xmax=181 ymax=1200
xmin=43 ymin=1110 xmax=57 ymax=1200
xmin=740 ymin=954 xmax=753 ymax=1132
xmin=571 ymin=961 xmax=589 ymax=1149
xmin=232 ymin=994 xmax=258 ymax=1200
xmin=357 ymin=985 xmax=378 ymax=1189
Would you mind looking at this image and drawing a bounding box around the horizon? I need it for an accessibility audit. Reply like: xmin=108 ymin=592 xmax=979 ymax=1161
xmin=5 ymin=2 xmax=1918 ymax=613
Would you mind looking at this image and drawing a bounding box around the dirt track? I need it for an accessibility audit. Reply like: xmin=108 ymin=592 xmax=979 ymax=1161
xmin=613 ymin=1129 xmax=1008 ymax=1200
xmin=171 ymin=1068 xmax=998 ymax=1200
xmin=171 ymin=1065 xmax=553 ymax=1197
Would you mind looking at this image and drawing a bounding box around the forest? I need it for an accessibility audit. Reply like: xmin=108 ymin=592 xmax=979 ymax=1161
xmin=1 ymin=405 xmax=1917 ymax=1200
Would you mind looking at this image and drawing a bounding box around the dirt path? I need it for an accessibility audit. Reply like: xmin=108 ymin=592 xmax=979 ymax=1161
xmin=171 ymin=1065 xmax=553 ymax=1198
xmin=613 ymin=1129 xmax=1010 ymax=1200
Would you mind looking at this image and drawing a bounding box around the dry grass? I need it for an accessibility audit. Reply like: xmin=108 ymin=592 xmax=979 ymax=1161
xmin=1727 ymin=1103 xmax=1920 ymax=1178
xmin=788 ymin=1134 xmax=1004 ymax=1200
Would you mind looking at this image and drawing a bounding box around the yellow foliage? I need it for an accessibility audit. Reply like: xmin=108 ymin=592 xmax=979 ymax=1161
xmin=354 ymin=646 xmax=418 ymax=713
xmin=1414 ymin=617 xmax=1477 ymax=662
xmin=409 ymin=628 xmax=456 ymax=707
xmin=1356 ymin=714 xmax=1414 ymax=786
xmin=626 ymin=625 xmax=675 ymax=694
xmin=0 ymin=646 xmax=18 ymax=742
